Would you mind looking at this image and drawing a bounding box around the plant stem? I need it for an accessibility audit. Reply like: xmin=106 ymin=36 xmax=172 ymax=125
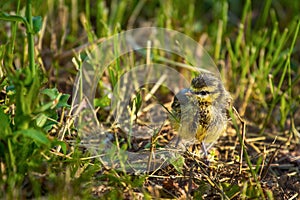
xmin=26 ymin=0 xmax=36 ymax=77
xmin=9 ymin=0 xmax=21 ymax=66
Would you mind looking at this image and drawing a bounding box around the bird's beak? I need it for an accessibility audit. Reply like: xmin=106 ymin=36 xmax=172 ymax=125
xmin=185 ymin=91 xmax=193 ymax=96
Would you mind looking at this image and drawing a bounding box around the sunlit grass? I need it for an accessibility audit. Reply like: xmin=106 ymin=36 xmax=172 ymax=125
xmin=0 ymin=0 xmax=299 ymax=198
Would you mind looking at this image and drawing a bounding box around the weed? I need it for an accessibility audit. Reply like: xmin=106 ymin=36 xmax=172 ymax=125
xmin=0 ymin=0 xmax=299 ymax=199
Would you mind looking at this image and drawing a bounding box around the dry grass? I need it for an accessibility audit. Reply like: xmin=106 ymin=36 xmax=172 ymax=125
xmin=0 ymin=0 xmax=299 ymax=199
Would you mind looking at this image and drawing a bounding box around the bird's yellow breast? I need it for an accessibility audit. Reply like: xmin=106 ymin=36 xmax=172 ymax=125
xmin=171 ymin=72 xmax=230 ymax=149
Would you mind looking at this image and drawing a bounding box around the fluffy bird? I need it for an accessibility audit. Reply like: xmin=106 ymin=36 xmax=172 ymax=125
xmin=170 ymin=73 xmax=231 ymax=155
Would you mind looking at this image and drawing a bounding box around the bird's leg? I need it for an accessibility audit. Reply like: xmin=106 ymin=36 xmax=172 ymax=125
xmin=201 ymin=142 xmax=208 ymax=156
xmin=201 ymin=142 xmax=210 ymax=165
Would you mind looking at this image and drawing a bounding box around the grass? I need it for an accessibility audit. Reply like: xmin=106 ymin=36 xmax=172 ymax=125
xmin=0 ymin=0 xmax=300 ymax=199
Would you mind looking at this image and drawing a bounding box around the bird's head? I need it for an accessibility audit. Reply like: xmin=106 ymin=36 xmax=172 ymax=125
xmin=190 ymin=73 xmax=228 ymax=105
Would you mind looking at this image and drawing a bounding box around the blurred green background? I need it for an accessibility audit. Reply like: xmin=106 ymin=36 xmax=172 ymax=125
xmin=0 ymin=0 xmax=299 ymax=199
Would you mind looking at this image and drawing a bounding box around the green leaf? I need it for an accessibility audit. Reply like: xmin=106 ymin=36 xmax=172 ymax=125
xmin=222 ymin=182 xmax=240 ymax=198
xmin=255 ymin=155 xmax=263 ymax=174
xmin=41 ymin=88 xmax=59 ymax=100
xmin=36 ymin=113 xmax=48 ymax=128
xmin=57 ymin=94 xmax=70 ymax=108
xmin=35 ymin=111 xmax=58 ymax=132
xmin=40 ymin=88 xmax=70 ymax=109
xmin=32 ymin=16 xmax=42 ymax=33
xmin=0 ymin=11 xmax=10 ymax=17
xmin=94 ymin=95 xmax=111 ymax=107
xmin=170 ymin=155 xmax=185 ymax=174
xmin=15 ymin=129 xmax=49 ymax=146
xmin=132 ymin=91 xmax=143 ymax=114
xmin=52 ymin=140 xmax=67 ymax=154
xmin=36 ymin=101 xmax=54 ymax=113
xmin=0 ymin=107 xmax=12 ymax=137
xmin=108 ymin=68 xmax=117 ymax=88
xmin=43 ymin=120 xmax=57 ymax=132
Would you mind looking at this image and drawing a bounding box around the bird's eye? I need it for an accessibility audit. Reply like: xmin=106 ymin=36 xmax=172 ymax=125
xmin=196 ymin=91 xmax=209 ymax=96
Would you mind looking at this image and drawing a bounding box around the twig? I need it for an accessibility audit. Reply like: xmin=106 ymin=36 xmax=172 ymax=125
xmin=147 ymin=134 xmax=155 ymax=173
xmin=144 ymin=74 xmax=167 ymax=102
xmin=193 ymin=161 xmax=230 ymax=200
xmin=232 ymin=106 xmax=246 ymax=174
xmin=260 ymin=144 xmax=281 ymax=180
